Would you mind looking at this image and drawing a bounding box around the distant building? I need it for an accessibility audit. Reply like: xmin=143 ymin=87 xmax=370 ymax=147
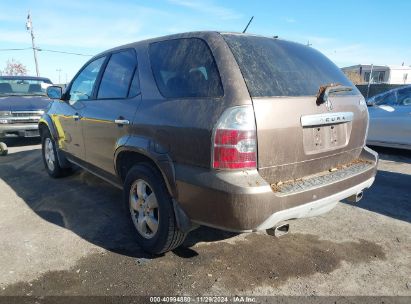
xmin=342 ymin=64 xmax=411 ymax=85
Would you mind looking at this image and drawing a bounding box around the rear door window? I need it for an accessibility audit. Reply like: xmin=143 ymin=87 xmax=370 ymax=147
xmin=149 ymin=38 xmax=223 ymax=98
xmin=374 ymin=91 xmax=397 ymax=106
xmin=223 ymin=34 xmax=355 ymax=97
xmin=397 ymin=87 xmax=411 ymax=106
xmin=97 ymin=49 xmax=138 ymax=99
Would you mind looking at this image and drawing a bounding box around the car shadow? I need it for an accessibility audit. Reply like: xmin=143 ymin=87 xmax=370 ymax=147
xmin=342 ymin=146 xmax=411 ymax=223
xmin=346 ymin=170 xmax=411 ymax=223
xmin=4 ymin=146 xmax=409 ymax=260
xmin=0 ymin=148 xmax=237 ymax=260
xmin=1 ymin=137 xmax=41 ymax=147
xmin=369 ymin=145 xmax=411 ymax=164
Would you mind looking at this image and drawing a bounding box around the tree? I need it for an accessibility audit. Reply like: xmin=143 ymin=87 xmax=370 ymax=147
xmin=343 ymin=70 xmax=363 ymax=85
xmin=2 ymin=59 xmax=28 ymax=76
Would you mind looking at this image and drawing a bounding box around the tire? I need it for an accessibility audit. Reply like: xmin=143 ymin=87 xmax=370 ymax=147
xmin=0 ymin=142 xmax=8 ymax=156
xmin=41 ymin=129 xmax=70 ymax=178
xmin=124 ymin=163 xmax=187 ymax=254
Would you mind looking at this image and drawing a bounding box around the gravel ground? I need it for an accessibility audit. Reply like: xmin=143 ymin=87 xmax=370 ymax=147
xmin=0 ymin=139 xmax=410 ymax=298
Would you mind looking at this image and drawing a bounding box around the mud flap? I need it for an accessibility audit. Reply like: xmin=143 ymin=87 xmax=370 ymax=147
xmin=172 ymin=199 xmax=198 ymax=233
xmin=55 ymin=149 xmax=71 ymax=168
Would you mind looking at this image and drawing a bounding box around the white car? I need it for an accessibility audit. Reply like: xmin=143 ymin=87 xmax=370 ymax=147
xmin=367 ymin=85 xmax=411 ymax=150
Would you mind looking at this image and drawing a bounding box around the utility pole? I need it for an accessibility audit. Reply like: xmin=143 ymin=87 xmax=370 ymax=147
xmin=26 ymin=11 xmax=40 ymax=76
xmin=366 ymin=64 xmax=374 ymax=100
xmin=56 ymin=68 xmax=62 ymax=84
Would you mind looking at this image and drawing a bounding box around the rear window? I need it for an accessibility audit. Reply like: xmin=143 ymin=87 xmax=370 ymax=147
xmin=149 ymin=38 xmax=223 ymax=98
xmin=223 ymin=34 xmax=354 ymax=97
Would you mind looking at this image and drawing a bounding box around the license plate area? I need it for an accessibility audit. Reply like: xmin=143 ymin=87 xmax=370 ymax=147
xmin=302 ymin=123 xmax=349 ymax=154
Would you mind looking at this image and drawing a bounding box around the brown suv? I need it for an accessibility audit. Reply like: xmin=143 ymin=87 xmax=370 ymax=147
xmin=40 ymin=32 xmax=378 ymax=254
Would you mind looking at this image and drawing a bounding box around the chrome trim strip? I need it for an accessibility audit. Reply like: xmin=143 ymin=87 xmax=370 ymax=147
xmin=11 ymin=111 xmax=44 ymax=115
xmin=114 ymin=119 xmax=130 ymax=125
xmin=8 ymin=116 xmax=42 ymax=121
xmin=301 ymin=112 xmax=353 ymax=127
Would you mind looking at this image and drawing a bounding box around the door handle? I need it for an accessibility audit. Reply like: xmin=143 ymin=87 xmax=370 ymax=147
xmin=114 ymin=119 xmax=130 ymax=125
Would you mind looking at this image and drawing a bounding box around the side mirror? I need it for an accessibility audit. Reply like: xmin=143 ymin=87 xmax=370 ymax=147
xmin=46 ymin=86 xmax=63 ymax=100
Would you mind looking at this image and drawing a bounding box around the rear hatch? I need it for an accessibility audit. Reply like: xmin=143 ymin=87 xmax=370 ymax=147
xmin=223 ymin=34 xmax=368 ymax=183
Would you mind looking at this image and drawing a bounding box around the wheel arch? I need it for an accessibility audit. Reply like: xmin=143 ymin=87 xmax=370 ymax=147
xmin=38 ymin=116 xmax=58 ymax=140
xmin=38 ymin=115 xmax=71 ymax=168
xmin=114 ymin=141 xmax=177 ymax=198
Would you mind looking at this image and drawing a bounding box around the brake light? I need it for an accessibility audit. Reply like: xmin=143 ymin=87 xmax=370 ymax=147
xmin=212 ymin=105 xmax=257 ymax=169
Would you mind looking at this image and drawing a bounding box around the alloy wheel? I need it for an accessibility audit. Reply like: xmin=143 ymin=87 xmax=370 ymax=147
xmin=44 ymin=138 xmax=55 ymax=172
xmin=129 ymin=179 xmax=159 ymax=239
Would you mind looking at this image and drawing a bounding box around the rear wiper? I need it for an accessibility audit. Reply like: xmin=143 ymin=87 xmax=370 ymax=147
xmin=316 ymin=83 xmax=353 ymax=106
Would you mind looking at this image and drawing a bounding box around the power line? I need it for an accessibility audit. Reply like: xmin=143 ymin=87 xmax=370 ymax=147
xmin=36 ymin=48 xmax=93 ymax=57
xmin=0 ymin=47 xmax=93 ymax=57
xmin=0 ymin=48 xmax=32 ymax=51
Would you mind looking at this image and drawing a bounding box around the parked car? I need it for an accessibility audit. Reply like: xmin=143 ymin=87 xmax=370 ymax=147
xmin=40 ymin=32 xmax=378 ymax=254
xmin=367 ymin=85 xmax=411 ymax=150
xmin=0 ymin=76 xmax=52 ymax=140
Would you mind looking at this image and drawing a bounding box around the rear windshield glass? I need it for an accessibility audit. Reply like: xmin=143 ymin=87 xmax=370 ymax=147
xmin=149 ymin=38 xmax=223 ymax=99
xmin=223 ymin=34 xmax=355 ymax=97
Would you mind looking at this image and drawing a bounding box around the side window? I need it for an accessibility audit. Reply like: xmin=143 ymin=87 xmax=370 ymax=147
xmin=69 ymin=57 xmax=105 ymax=105
xmin=149 ymin=38 xmax=223 ymax=98
xmin=97 ymin=50 xmax=138 ymax=99
xmin=128 ymin=69 xmax=140 ymax=97
xmin=375 ymin=91 xmax=397 ymax=106
xmin=397 ymin=88 xmax=411 ymax=106
xmin=364 ymin=71 xmax=385 ymax=83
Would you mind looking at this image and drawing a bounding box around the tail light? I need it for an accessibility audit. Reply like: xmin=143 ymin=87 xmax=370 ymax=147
xmin=212 ymin=105 xmax=257 ymax=169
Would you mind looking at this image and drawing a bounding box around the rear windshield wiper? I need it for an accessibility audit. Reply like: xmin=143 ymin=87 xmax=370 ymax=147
xmin=316 ymin=83 xmax=353 ymax=106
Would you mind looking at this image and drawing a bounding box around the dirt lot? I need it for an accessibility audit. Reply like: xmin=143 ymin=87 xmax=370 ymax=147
xmin=0 ymin=139 xmax=410 ymax=298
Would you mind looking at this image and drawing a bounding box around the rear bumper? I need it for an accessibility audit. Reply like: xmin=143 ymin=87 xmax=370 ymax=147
xmin=175 ymin=146 xmax=378 ymax=232
xmin=256 ymin=176 xmax=374 ymax=230
xmin=0 ymin=123 xmax=40 ymax=138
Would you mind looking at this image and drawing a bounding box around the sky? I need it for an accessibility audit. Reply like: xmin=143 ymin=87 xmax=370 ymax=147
xmin=0 ymin=0 xmax=410 ymax=83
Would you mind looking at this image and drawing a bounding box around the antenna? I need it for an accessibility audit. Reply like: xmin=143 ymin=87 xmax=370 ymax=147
xmin=242 ymin=16 xmax=254 ymax=33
